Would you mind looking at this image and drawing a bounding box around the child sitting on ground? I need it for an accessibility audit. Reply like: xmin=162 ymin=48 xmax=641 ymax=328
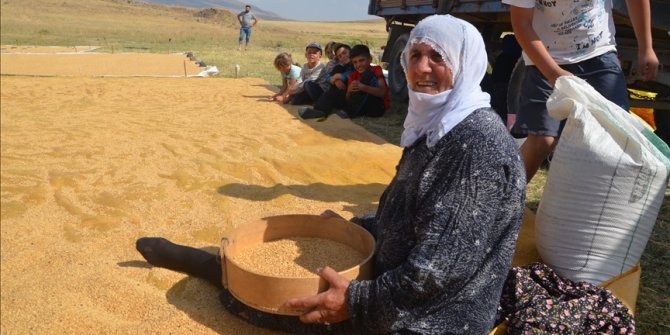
xmin=323 ymin=41 xmax=339 ymax=76
xmin=270 ymin=52 xmax=301 ymax=104
xmin=299 ymin=43 xmax=354 ymax=119
xmin=300 ymin=44 xmax=388 ymax=119
xmin=289 ymin=42 xmax=326 ymax=105
xmin=291 ymin=41 xmax=339 ymax=105
xmin=344 ymin=44 xmax=389 ymax=118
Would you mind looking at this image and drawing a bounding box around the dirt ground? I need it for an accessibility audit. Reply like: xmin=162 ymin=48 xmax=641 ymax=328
xmin=0 ymin=50 xmax=401 ymax=334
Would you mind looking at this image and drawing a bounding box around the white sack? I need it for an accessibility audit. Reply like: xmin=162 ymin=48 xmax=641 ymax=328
xmin=536 ymin=76 xmax=670 ymax=284
xmin=194 ymin=65 xmax=219 ymax=77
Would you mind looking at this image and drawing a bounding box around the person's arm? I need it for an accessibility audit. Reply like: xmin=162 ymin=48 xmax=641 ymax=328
xmin=285 ymin=144 xmax=523 ymax=332
xmin=346 ymin=81 xmax=354 ymax=100
xmin=291 ymin=66 xmax=308 ymax=94
xmin=252 ymin=15 xmax=258 ymax=27
xmin=346 ymin=139 xmax=524 ymax=333
xmin=330 ymin=73 xmax=342 ymax=84
xmin=510 ymin=6 xmax=571 ymax=86
xmin=625 ymin=0 xmax=658 ymax=81
xmin=237 ymin=13 xmax=243 ymax=25
xmin=331 ymin=73 xmax=347 ymax=90
xmin=349 ymin=69 xmax=387 ymax=98
xmin=281 ymin=78 xmax=298 ymax=103
xmin=272 ymin=77 xmax=288 ymax=100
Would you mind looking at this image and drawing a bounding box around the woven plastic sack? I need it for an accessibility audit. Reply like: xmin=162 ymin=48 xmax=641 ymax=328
xmin=535 ymin=76 xmax=670 ymax=284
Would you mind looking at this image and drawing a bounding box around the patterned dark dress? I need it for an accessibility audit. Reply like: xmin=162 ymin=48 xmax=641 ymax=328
xmin=220 ymin=108 xmax=527 ymax=334
xmin=496 ymin=262 xmax=635 ymax=334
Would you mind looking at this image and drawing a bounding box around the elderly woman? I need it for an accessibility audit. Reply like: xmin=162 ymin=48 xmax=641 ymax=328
xmin=137 ymin=15 xmax=525 ymax=334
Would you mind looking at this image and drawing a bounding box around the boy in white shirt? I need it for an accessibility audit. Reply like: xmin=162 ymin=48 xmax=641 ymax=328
xmin=504 ymin=0 xmax=658 ymax=182
xmin=290 ymin=42 xmax=327 ymax=105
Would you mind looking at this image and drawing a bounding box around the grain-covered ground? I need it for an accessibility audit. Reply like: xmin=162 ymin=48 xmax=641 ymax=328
xmin=1 ymin=0 xmax=667 ymax=332
xmin=0 ymin=51 xmax=401 ymax=334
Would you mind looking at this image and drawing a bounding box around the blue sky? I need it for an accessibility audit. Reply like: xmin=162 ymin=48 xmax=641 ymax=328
xmin=244 ymin=0 xmax=378 ymax=21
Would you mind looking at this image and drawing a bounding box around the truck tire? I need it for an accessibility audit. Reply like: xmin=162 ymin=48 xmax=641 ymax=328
xmin=388 ymin=33 xmax=409 ymax=102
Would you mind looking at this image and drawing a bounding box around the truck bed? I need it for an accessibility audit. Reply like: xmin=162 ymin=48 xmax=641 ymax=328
xmin=370 ymin=0 xmax=670 ymax=31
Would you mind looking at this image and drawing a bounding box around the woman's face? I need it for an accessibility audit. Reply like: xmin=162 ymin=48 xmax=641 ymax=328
xmin=406 ymin=43 xmax=453 ymax=95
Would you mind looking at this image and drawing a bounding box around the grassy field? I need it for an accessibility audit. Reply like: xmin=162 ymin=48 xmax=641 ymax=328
xmin=1 ymin=0 xmax=668 ymax=332
xmin=0 ymin=0 xmax=388 ymax=83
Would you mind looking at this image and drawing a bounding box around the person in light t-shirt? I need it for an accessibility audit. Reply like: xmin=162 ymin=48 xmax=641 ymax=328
xmin=236 ymin=5 xmax=257 ymax=51
xmin=503 ymin=0 xmax=658 ymax=183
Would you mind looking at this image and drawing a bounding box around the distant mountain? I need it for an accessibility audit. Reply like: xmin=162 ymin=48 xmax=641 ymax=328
xmin=138 ymin=0 xmax=284 ymax=20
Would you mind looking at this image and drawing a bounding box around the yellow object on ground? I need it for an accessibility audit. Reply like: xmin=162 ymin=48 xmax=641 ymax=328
xmin=1 ymin=52 xmax=204 ymax=77
xmin=629 ymin=88 xmax=657 ymax=130
xmin=1 ymin=45 xmax=100 ymax=53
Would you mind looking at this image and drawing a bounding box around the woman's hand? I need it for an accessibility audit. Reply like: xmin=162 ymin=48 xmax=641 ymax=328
xmin=281 ymin=266 xmax=351 ymax=325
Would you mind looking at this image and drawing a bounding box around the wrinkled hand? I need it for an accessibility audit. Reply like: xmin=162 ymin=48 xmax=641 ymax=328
xmin=638 ymin=48 xmax=659 ymax=81
xmin=281 ymin=267 xmax=351 ymax=325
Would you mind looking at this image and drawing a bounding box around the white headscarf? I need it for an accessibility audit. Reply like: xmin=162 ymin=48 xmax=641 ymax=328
xmin=400 ymin=15 xmax=491 ymax=148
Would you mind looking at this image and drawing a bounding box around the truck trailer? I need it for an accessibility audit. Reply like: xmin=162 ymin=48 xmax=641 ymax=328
xmin=369 ymin=0 xmax=670 ymax=118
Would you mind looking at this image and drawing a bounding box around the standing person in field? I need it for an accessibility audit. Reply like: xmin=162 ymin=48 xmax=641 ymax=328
xmin=289 ymin=42 xmax=327 ymax=105
xmin=237 ymin=4 xmax=257 ymax=51
xmin=343 ymin=44 xmax=389 ymax=118
xmin=270 ymin=52 xmax=301 ymax=104
xmin=135 ymin=15 xmax=526 ymax=334
xmin=504 ymin=0 xmax=658 ymax=182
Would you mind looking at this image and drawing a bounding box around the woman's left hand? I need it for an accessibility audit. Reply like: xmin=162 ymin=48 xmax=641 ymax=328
xmin=281 ymin=266 xmax=351 ymax=325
